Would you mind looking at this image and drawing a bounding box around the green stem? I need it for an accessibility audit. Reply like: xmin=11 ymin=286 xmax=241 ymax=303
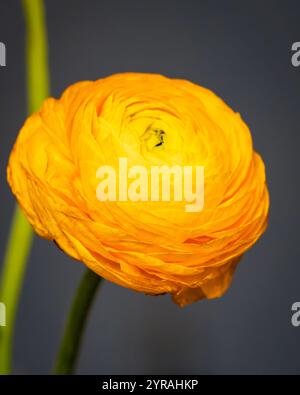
xmin=54 ymin=269 xmax=102 ymax=375
xmin=22 ymin=0 xmax=49 ymax=115
xmin=0 ymin=0 xmax=49 ymax=375
xmin=0 ymin=209 xmax=33 ymax=374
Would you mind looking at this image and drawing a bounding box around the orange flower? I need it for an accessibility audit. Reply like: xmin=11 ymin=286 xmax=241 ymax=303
xmin=7 ymin=73 xmax=269 ymax=306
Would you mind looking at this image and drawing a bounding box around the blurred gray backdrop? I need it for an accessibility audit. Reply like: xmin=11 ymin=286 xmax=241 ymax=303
xmin=0 ymin=0 xmax=299 ymax=374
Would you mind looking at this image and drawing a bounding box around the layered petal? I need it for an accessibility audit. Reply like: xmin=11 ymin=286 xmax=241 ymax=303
xmin=7 ymin=73 xmax=269 ymax=306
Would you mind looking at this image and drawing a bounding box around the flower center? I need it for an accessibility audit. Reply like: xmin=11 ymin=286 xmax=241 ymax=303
xmin=142 ymin=126 xmax=166 ymax=151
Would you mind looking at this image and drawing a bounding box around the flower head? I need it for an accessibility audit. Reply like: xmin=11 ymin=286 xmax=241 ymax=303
xmin=7 ymin=73 xmax=269 ymax=306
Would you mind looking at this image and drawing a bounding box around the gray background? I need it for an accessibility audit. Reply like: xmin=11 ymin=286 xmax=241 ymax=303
xmin=0 ymin=0 xmax=299 ymax=374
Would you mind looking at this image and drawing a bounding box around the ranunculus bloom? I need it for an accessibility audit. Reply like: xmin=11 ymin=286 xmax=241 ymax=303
xmin=7 ymin=73 xmax=269 ymax=306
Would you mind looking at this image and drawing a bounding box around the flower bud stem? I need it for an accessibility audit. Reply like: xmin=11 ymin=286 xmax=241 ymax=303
xmin=54 ymin=269 xmax=102 ymax=375
xmin=0 ymin=0 xmax=49 ymax=374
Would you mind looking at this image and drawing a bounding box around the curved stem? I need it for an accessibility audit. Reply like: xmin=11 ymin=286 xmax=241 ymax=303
xmin=54 ymin=269 xmax=102 ymax=375
xmin=0 ymin=209 xmax=33 ymax=374
xmin=0 ymin=0 xmax=49 ymax=374
xmin=22 ymin=0 xmax=50 ymax=115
